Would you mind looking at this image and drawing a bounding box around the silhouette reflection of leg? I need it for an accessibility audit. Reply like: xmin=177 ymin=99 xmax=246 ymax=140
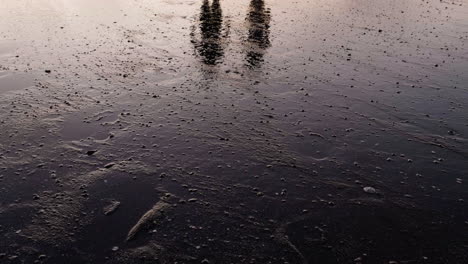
xmin=192 ymin=0 xmax=226 ymax=66
xmin=245 ymin=0 xmax=271 ymax=68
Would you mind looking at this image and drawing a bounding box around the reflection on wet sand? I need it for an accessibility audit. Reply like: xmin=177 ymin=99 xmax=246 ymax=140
xmin=191 ymin=0 xmax=270 ymax=68
xmin=2 ymin=0 xmax=468 ymax=262
xmin=191 ymin=0 xmax=227 ymax=66
xmin=245 ymin=0 xmax=271 ymax=68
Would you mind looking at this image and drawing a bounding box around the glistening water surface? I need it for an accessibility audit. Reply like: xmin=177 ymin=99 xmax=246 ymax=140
xmin=0 ymin=0 xmax=467 ymax=263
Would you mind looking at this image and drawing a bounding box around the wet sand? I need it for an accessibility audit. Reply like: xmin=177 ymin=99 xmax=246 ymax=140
xmin=0 ymin=0 xmax=467 ymax=263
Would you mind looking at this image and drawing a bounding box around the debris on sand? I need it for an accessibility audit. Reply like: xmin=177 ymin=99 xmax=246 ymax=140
xmin=126 ymin=201 xmax=170 ymax=242
xmin=125 ymin=242 xmax=164 ymax=261
xmin=363 ymin=186 xmax=378 ymax=194
xmin=86 ymin=150 xmax=97 ymax=156
xmin=104 ymin=162 xmax=116 ymax=169
xmin=103 ymin=200 xmax=121 ymax=215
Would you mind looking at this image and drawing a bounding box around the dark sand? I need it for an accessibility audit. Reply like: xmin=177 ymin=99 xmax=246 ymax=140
xmin=0 ymin=0 xmax=467 ymax=263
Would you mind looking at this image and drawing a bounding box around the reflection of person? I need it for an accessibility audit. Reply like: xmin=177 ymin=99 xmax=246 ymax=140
xmin=190 ymin=0 xmax=270 ymax=69
xmin=245 ymin=0 xmax=271 ymax=68
xmin=192 ymin=0 xmax=226 ymax=66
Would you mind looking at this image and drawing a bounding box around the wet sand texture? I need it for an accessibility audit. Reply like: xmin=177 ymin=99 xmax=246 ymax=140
xmin=0 ymin=0 xmax=467 ymax=263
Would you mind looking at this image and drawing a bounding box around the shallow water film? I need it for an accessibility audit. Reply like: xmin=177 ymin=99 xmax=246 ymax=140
xmin=0 ymin=0 xmax=468 ymax=263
